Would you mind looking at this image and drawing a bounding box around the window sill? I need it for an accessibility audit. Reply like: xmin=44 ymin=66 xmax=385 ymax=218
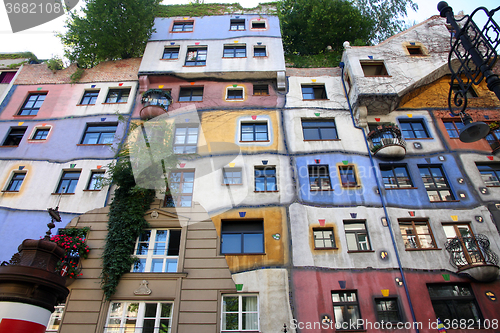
xmin=347 ymin=250 xmax=374 ymax=253
xmin=341 ymin=185 xmax=361 ymax=189
xmin=76 ymin=104 xmax=96 ymax=106
xmin=254 ymin=190 xmax=279 ymax=193
xmin=178 ymin=100 xmax=204 ymax=103
xmin=27 ymin=139 xmax=47 ymax=143
xmin=170 ymin=31 xmax=193 ymax=33
xmin=315 ymin=247 xmax=338 ymax=250
xmin=225 ymin=99 xmax=244 ymax=101
xmin=429 ymin=200 xmax=460 ymax=203
xmin=83 ymin=189 xmax=102 ymax=192
xmin=385 ymin=187 xmax=418 ymax=190
xmin=302 ymin=99 xmax=330 ymax=101
xmin=222 ymin=252 xmax=266 ymax=255
xmin=160 ymin=58 xmax=179 ymax=61
xmin=51 ymin=193 xmax=75 ymax=195
xmin=123 ymin=272 xmax=188 ymax=279
xmin=304 ymin=139 xmax=341 ymax=142
xmin=76 ymin=144 xmax=112 ymax=146
xmin=310 ymin=189 xmax=334 ymax=192
xmin=228 ymin=29 xmax=246 ymax=31
xmin=223 ymin=183 xmax=243 ymax=186
xmin=102 ymin=102 xmax=128 ymax=105
xmin=13 ymin=115 xmax=37 ymax=117
xmin=254 ymin=56 xmax=268 ymax=58
xmin=0 ymin=145 xmax=19 ymax=148
xmin=1 ymin=190 xmax=19 ymax=193
xmin=253 ymin=94 xmax=270 ymax=96
xmin=240 ymin=140 xmax=270 ymax=143
xmin=405 ymin=137 xmax=433 ymax=140
xmin=183 ymin=65 xmax=207 ymax=67
xmin=363 ymin=75 xmax=392 ymax=77
xmin=486 ymin=185 xmax=500 ymax=187
xmin=405 ymin=247 xmax=441 ymax=251
xmin=222 ymin=57 xmax=248 ymax=59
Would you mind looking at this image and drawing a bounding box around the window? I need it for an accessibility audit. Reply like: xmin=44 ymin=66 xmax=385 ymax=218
xmin=418 ymin=165 xmax=454 ymax=201
xmin=254 ymin=47 xmax=266 ymax=57
xmin=132 ymin=229 xmax=181 ymax=273
xmin=87 ymin=171 xmax=105 ymax=190
xmin=81 ymin=123 xmax=117 ymax=144
xmin=486 ymin=127 xmax=500 ymax=150
xmin=399 ymin=119 xmax=430 ymax=139
xmin=253 ymin=85 xmax=268 ymax=96
xmin=223 ymin=45 xmax=246 ymax=58
xmin=302 ymin=119 xmax=337 ymax=140
xmin=172 ymin=21 xmax=193 ymax=32
xmin=221 ymin=295 xmax=259 ymax=331
xmin=406 ymin=45 xmax=424 ymax=55
xmin=313 ymin=228 xmax=335 ymax=249
xmin=162 ymin=47 xmax=180 ymax=59
xmin=178 ymin=87 xmax=203 ymax=101
xmin=185 ymin=47 xmax=207 ymax=66
xmin=223 ymin=168 xmax=242 ymax=185
xmin=332 ymin=291 xmax=362 ymax=329
xmin=221 ymin=220 xmax=264 ymax=254
xmin=427 ymin=284 xmax=482 ymax=321
xmin=46 ymin=304 xmax=65 ymax=332
xmin=477 ymin=163 xmax=500 ymax=186
xmin=0 ymin=71 xmax=16 ymax=84
xmin=443 ymin=223 xmax=484 ymax=267
xmin=344 ymin=222 xmax=371 ymax=251
xmin=251 ymin=21 xmax=266 ymax=29
xmin=443 ymin=120 xmax=464 ymax=138
xmin=2 ymin=127 xmax=27 ymax=146
xmin=380 ymin=164 xmax=413 ymax=188
xmin=254 ymin=166 xmax=276 ymax=192
xmin=165 ymin=170 xmax=194 ymax=207
xmin=174 ymin=125 xmax=198 ymax=153
xmin=230 ymin=19 xmax=245 ymax=30
xmin=18 ymin=93 xmax=46 ymax=115
xmin=104 ymin=302 xmax=173 ymax=333
xmin=399 ymin=219 xmax=436 ymax=249
xmin=308 ymin=165 xmax=332 ymax=191
xmin=241 ymin=122 xmax=268 ymax=142
xmin=56 ymin=171 xmax=81 ymax=194
xmin=451 ymin=83 xmax=477 ymax=98
xmin=360 ymin=61 xmax=388 ymax=76
xmin=375 ymin=298 xmax=401 ymax=323
xmin=32 ymin=128 xmax=49 ymax=140
xmin=339 ymin=165 xmax=358 ymax=187
xmin=368 ymin=123 xmax=396 ymax=145
xmin=226 ymin=88 xmax=243 ymax=100
xmin=80 ymin=90 xmax=99 ymax=105
xmin=301 ymin=85 xmax=327 ymax=100
xmin=105 ymin=88 xmax=130 ymax=103
xmin=5 ymin=172 xmax=25 ymax=191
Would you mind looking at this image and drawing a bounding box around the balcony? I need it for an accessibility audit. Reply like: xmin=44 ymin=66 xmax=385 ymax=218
xmin=444 ymin=234 xmax=499 ymax=282
xmin=367 ymin=124 xmax=406 ymax=159
xmin=140 ymin=89 xmax=173 ymax=120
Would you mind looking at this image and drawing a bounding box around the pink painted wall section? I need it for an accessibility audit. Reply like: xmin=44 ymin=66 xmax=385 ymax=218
xmin=291 ymin=269 xmax=500 ymax=333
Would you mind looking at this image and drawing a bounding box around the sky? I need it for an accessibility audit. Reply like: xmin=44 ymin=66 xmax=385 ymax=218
xmin=0 ymin=0 xmax=498 ymax=61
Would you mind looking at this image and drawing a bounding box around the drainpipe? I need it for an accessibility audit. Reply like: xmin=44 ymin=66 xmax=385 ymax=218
xmin=339 ymin=61 xmax=419 ymax=332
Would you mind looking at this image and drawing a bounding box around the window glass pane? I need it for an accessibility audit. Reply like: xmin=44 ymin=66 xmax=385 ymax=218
xmin=151 ymin=259 xmax=164 ymax=272
xmin=243 ymin=233 xmax=263 ymax=253
xmin=222 ymin=234 xmax=241 ymax=253
xmin=242 ymin=313 xmax=258 ymax=330
xmin=222 ymin=313 xmax=238 ymax=330
xmin=166 ymin=259 xmax=178 ymax=272
xmin=223 ymin=296 xmax=239 ymax=312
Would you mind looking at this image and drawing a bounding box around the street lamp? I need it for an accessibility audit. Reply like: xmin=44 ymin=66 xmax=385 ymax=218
xmin=438 ymin=1 xmax=500 ymax=142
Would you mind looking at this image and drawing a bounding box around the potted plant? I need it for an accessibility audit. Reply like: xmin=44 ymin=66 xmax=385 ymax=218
xmin=49 ymin=227 xmax=90 ymax=282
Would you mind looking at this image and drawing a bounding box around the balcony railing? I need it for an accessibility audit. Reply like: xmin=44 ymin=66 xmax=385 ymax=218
xmin=367 ymin=125 xmax=406 ymax=158
xmin=140 ymin=89 xmax=173 ymax=120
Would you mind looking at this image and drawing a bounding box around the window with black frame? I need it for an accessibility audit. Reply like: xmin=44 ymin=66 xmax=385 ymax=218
xmin=418 ymin=165 xmax=454 ymax=202
xmin=308 ymin=165 xmax=332 ymax=190
xmin=332 ymin=291 xmax=362 ymax=329
xmin=427 ymin=284 xmax=482 ymax=321
xmin=221 ymin=220 xmax=264 ymax=254
xmin=476 ymin=163 xmax=500 ymax=186
xmin=302 ymin=119 xmax=338 ymax=140
xmin=380 ymin=164 xmax=413 ymax=189
xmin=254 ymin=166 xmax=276 ymax=192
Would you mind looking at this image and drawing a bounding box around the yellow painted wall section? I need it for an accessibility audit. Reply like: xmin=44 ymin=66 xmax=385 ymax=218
xmin=210 ymin=207 xmax=288 ymax=273
xmin=400 ymin=76 xmax=500 ymax=109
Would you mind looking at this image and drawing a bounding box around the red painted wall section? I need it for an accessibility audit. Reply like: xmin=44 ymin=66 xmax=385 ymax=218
xmin=0 ymin=318 xmax=46 ymax=333
xmin=292 ymin=269 xmax=500 ymax=333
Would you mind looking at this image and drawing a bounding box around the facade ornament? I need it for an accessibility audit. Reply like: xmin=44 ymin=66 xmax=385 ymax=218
xmin=134 ymin=280 xmax=152 ymax=296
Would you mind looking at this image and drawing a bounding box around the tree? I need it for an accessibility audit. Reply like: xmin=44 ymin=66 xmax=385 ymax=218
xmin=59 ymin=0 xmax=160 ymax=68
xmin=278 ymin=0 xmax=374 ymax=56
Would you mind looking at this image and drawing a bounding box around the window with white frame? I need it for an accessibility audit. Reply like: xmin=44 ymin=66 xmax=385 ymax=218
xmin=104 ymin=301 xmax=173 ymax=333
xmin=132 ymin=229 xmax=181 ymax=273
xmin=174 ymin=125 xmax=198 ymax=153
xmin=31 ymin=127 xmax=50 ymax=140
xmin=46 ymin=303 xmax=65 ymax=332
xmin=221 ymin=295 xmax=259 ymax=331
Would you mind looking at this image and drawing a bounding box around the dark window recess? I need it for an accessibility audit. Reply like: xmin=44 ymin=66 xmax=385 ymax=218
xmin=332 ymin=291 xmax=362 ymax=329
xmin=178 ymin=87 xmax=203 ymax=102
xmin=375 ymin=298 xmax=402 ymax=323
xmin=361 ymin=61 xmax=389 ymax=76
xmin=254 ymin=47 xmax=266 ymax=57
xmin=227 ymin=89 xmax=243 ymax=99
xmin=3 ymin=127 xmax=27 ymax=146
xmin=253 ymin=85 xmax=269 ymax=95
xmin=221 ymin=220 xmax=264 ymax=254
xmin=407 ymin=46 xmax=423 ymax=55
xmin=162 ymin=47 xmax=180 ymax=59
xmin=427 ymin=284 xmax=482 ymax=321
xmin=301 ymin=85 xmax=327 ymax=100
xmin=451 ymin=84 xmax=478 ymax=98
xmin=81 ymin=124 xmax=117 ymax=144
xmin=6 ymin=173 xmax=25 ymax=191
xmin=302 ymin=119 xmax=337 ymax=140
xmin=80 ymin=91 xmax=99 ymax=105
xmin=172 ymin=21 xmax=193 ymax=32
xmin=230 ymin=19 xmax=245 ymax=30
xmin=0 ymin=72 xmax=16 ymax=84
xmin=251 ymin=21 xmax=266 ymax=29
xmin=18 ymin=93 xmax=46 ymax=115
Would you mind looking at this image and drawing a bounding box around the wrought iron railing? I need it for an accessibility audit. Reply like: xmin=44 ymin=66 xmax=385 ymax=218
xmin=367 ymin=126 xmax=406 ymax=153
xmin=444 ymin=234 xmax=499 ymax=269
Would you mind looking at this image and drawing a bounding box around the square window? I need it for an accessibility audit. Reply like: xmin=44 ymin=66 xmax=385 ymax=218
xmin=339 ymin=165 xmax=358 ymax=187
xmin=406 ymin=46 xmax=424 ymax=55
xmin=221 ymin=220 xmax=264 ymax=254
xmin=162 ymin=47 xmax=180 ymax=59
xmin=254 ymin=166 xmax=276 ymax=192
xmin=223 ymin=168 xmax=242 ymax=185
xmin=302 ymin=119 xmax=337 ymax=140
xmin=230 ymin=19 xmax=245 ymax=31
xmin=223 ymin=45 xmax=246 ymax=58
xmin=174 ymin=125 xmax=198 ymax=153
xmin=132 ymin=229 xmax=181 ymax=273
xmin=227 ymin=89 xmax=244 ymax=100
xmin=313 ymin=228 xmax=335 ymax=249
xmin=308 ymin=165 xmax=332 ymax=191
xmin=399 ymin=119 xmax=430 ymax=139
xmin=253 ymin=85 xmax=269 ymax=96
xmin=178 ymin=87 xmax=203 ymax=102
xmin=427 ymin=284 xmax=482 ymax=321
xmin=241 ymin=122 xmax=268 ymax=142
xmin=18 ymin=93 xmax=46 ymax=115
xmin=81 ymin=123 xmax=117 ymax=144
xmin=80 ymin=90 xmax=99 ymax=105
xmin=380 ymin=164 xmax=413 ymax=188
xmin=254 ymin=47 xmax=266 ymax=57
xmin=301 ymin=85 xmax=327 ymax=100
xmin=46 ymin=304 xmax=65 ymax=332
xmin=451 ymin=83 xmax=477 ymax=98
xmin=87 ymin=171 xmax=105 ymax=190
xmin=418 ymin=165 xmax=454 ymax=201
xmin=476 ymin=163 xmax=500 ymax=187
xmin=105 ymin=302 xmax=173 ymax=333
xmin=2 ymin=127 xmax=27 ymax=146
xmin=251 ymin=21 xmax=266 ymax=29
xmin=172 ymin=21 xmax=193 ymax=32
xmin=375 ymin=298 xmax=401 ymax=323
xmin=344 ymin=221 xmax=371 ymax=251
xmin=221 ymin=295 xmax=259 ymax=331
xmin=399 ymin=219 xmax=437 ymax=249
xmin=332 ymin=291 xmax=362 ymax=329
xmin=105 ymin=88 xmax=130 ymax=103
xmin=185 ymin=47 xmax=207 ymax=66
xmin=444 ymin=120 xmax=464 ymax=138
xmin=164 ymin=170 xmax=194 ymax=207
xmin=56 ymin=171 xmax=81 ymax=194
xmin=32 ymin=128 xmax=50 ymax=140
xmin=360 ymin=61 xmax=389 ymax=76
xmin=5 ymin=172 xmax=25 ymax=191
